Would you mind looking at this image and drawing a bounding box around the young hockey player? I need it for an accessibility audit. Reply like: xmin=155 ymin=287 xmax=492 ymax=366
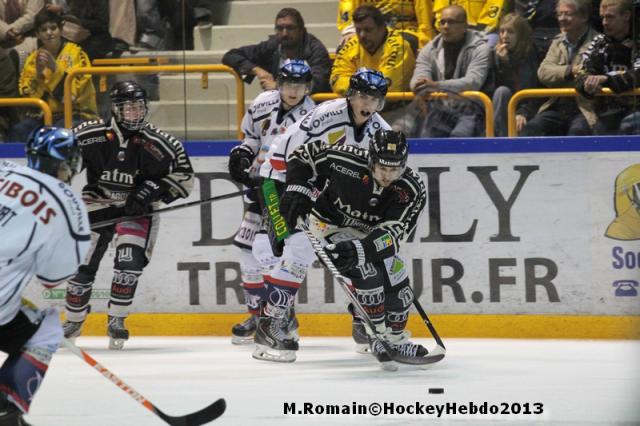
xmin=280 ymin=129 xmax=430 ymax=368
xmin=252 ymin=68 xmax=391 ymax=363
xmin=0 ymin=127 xmax=90 ymax=426
xmin=227 ymin=59 xmax=315 ymax=344
xmin=62 ymin=80 xmax=194 ymax=350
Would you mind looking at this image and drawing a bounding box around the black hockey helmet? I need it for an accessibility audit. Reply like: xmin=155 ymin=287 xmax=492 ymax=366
xmin=277 ymin=59 xmax=312 ymax=85
xmin=369 ymin=129 xmax=408 ymax=169
xmin=26 ymin=126 xmax=82 ymax=183
xmin=347 ymin=68 xmax=388 ymax=99
xmin=109 ymin=80 xmax=148 ymax=131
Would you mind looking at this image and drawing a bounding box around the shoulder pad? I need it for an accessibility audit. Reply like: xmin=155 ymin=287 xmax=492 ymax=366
xmin=250 ymin=90 xmax=281 ymax=115
xmin=73 ymin=118 xmax=106 ymax=134
xmin=300 ymin=99 xmax=349 ymax=132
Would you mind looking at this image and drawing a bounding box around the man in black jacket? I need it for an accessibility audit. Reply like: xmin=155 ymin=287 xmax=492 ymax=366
xmin=575 ymin=0 xmax=639 ymax=134
xmin=222 ymin=8 xmax=331 ymax=93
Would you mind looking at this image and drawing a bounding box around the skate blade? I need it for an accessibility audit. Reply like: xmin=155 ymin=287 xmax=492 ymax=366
xmin=231 ymin=335 xmax=255 ymax=345
xmin=109 ymin=337 xmax=127 ymax=350
xmin=380 ymin=360 xmax=398 ymax=372
xmin=252 ymin=344 xmax=296 ymax=363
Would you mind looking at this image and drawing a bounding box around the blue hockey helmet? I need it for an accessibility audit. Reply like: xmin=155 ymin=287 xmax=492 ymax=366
xmin=277 ymin=59 xmax=312 ymax=85
xmin=26 ymin=126 xmax=82 ymax=183
xmin=347 ymin=68 xmax=388 ymax=98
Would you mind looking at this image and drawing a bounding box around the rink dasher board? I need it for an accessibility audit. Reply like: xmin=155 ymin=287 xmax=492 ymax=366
xmin=3 ymin=137 xmax=639 ymax=322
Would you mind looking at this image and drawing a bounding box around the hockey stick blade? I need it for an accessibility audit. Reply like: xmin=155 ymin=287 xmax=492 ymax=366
xmin=299 ymin=223 xmax=443 ymax=366
xmin=91 ymin=189 xmax=247 ymax=230
xmin=62 ymin=339 xmax=226 ymax=425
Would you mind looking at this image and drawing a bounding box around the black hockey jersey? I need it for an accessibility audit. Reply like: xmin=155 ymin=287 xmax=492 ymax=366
xmin=73 ymin=118 xmax=194 ymax=204
xmin=287 ymin=140 xmax=426 ymax=259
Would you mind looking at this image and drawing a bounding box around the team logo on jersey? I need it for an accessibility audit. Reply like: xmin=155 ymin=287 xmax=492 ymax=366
xmin=374 ymin=233 xmax=393 ymax=252
xmin=143 ymin=141 xmax=165 ymax=161
xmin=390 ymin=185 xmax=409 ymax=203
xmin=327 ymin=130 xmax=346 ymax=146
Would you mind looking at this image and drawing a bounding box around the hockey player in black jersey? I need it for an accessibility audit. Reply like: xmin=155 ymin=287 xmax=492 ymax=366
xmin=279 ymin=129 xmax=430 ymax=367
xmin=61 ymin=80 xmax=194 ymax=350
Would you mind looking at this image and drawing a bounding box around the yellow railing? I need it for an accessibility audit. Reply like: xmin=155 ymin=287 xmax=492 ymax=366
xmin=91 ymin=57 xmax=172 ymax=92
xmin=312 ymin=91 xmax=495 ymax=137
xmin=0 ymin=98 xmax=53 ymax=125
xmin=508 ymin=88 xmax=640 ymax=137
xmin=63 ymin=65 xmax=245 ymax=139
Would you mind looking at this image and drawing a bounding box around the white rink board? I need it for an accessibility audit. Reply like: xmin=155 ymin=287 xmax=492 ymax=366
xmin=24 ymin=153 xmax=640 ymax=315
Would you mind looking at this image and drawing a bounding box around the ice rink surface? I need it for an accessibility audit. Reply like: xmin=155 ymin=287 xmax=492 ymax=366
xmin=15 ymin=337 xmax=640 ymax=425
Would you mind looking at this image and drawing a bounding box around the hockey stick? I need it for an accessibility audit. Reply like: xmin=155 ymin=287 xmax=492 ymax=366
xmin=298 ymin=223 xmax=445 ymax=366
xmin=62 ymin=339 xmax=226 ymax=425
xmin=91 ymin=189 xmax=248 ymax=230
xmin=411 ymin=295 xmax=446 ymax=355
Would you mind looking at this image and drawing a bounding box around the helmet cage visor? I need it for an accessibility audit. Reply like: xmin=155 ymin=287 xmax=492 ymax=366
xmin=113 ymin=99 xmax=148 ymax=131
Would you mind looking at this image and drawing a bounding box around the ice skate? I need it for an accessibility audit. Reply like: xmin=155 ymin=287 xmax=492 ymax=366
xmin=0 ymin=394 xmax=32 ymax=426
xmin=62 ymin=319 xmax=84 ymax=344
xmin=282 ymin=306 xmax=299 ymax=342
xmin=347 ymin=303 xmax=370 ymax=354
xmin=107 ymin=315 xmax=129 ymax=350
xmin=231 ymin=314 xmax=258 ymax=345
xmin=368 ymin=337 xmax=398 ymax=371
xmin=253 ymin=306 xmax=298 ymax=363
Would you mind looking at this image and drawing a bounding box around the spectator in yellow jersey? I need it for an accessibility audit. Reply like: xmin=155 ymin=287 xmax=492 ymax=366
xmin=331 ymin=5 xmax=417 ymax=97
xmin=11 ymin=9 xmax=97 ymax=142
xmin=433 ymin=0 xmax=507 ymax=46
xmin=337 ymin=0 xmax=435 ymax=48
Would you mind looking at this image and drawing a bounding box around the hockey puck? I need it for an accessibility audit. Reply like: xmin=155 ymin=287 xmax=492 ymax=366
xmin=428 ymin=388 xmax=444 ymax=394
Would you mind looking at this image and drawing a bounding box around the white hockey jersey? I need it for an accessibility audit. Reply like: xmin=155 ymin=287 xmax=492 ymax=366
xmin=0 ymin=160 xmax=90 ymax=325
xmin=240 ymin=90 xmax=315 ymax=177
xmin=259 ymin=98 xmax=391 ymax=182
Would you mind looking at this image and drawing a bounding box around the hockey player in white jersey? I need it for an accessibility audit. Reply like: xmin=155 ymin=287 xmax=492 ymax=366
xmin=0 ymin=127 xmax=90 ymax=426
xmin=227 ymin=59 xmax=315 ymax=344
xmin=252 ymin=68 xmax=391 ymax=363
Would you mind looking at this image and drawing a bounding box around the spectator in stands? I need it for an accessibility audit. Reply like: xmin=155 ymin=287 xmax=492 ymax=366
xmin=337 ymin=0 xmax=435 ymax=48
xmin=0 ymin=48 xmax=18 ymax=141
xmin=406 ymin=5 xmax=492 ymax=137
xmin=520 ymin=0 xmax=599 ymax=136
xmin=0 ymin=0 xmax=43 ymax=69
xmin=330 ymin=5 xmax=417 ymax=96
xmin=10 ymin=9 xmax=96 ymax=141
xmin=46 ymin=0 xmax=114 ymax=60
xmin=575 ymin=0 xmax=639 ymax=134
xmin=133 ymin=0 xmax=166 ymax=51
xmin=516 ymin=0 xmax=561 ymax=61
xmin=492 ymin=13 xmax=540 ymax=136
xmin=0 ymin=0 xmax=42 ymax=50
xmin=222 ymin=8 xmax=331 ymax=94
xmin=434 ymin=0 xmax=507 ymax=47
xmin=109 ymin=0 xmax=136 ymax=53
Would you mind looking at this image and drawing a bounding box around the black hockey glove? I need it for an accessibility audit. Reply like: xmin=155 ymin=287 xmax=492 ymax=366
xmin=324 ymin=240 xmax=366 ymax=274
xmin=228 ymin=145 xmax=255 ymax=187
xmin=124 ymin=180 xmax=164 ymax=216
xmin=279 ymin=184 xmax=313 ymax=229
